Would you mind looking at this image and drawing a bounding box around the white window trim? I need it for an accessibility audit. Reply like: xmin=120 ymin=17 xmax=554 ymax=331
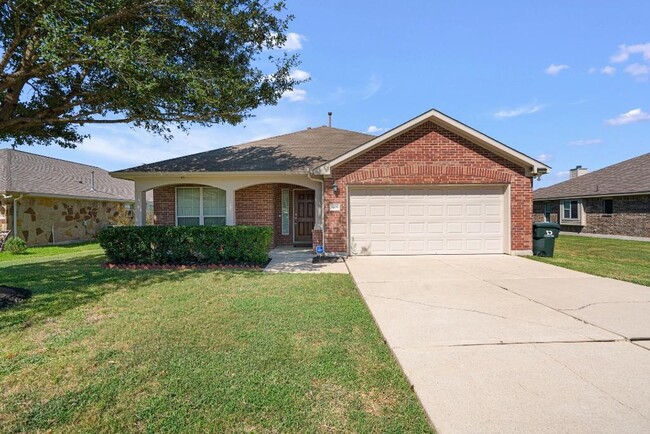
xmin=560 ymin=199 xmax=585 ymax=226
xmin=281 ymin=189 xmax=290 ymax=235
xmin=544 ymin=202 xmax=552 ymax=222
xmin=176 ymin=187 xmax=226 ymax=226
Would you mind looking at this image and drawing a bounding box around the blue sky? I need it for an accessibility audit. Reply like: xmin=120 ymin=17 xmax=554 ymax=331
xmin=8 ymin=0 xmax=650 ymax=188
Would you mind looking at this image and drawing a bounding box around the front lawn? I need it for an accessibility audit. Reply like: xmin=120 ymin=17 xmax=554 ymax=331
xmin=0 ymin=246 xmax=432 ymax=432
xmin=0 ymin=241 xmax=100 ymax=263
xmin=529 ymin=235 xmax=650 ymax=286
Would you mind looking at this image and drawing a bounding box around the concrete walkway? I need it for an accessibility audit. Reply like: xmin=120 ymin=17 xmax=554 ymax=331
xmin=264 ymin=247 xmax=348 ymax=273
xmin=347 ymin=255 xmax=650 ymax=433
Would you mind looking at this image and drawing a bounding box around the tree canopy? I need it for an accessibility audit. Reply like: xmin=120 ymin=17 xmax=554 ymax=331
xmin=0 ymin=0 xmax=301 ymax=148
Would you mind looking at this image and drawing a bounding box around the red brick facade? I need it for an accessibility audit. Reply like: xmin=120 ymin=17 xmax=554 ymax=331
xmin=323 ymin=121 xmax=533 ymax=253
xmin=153 ymin=183 xmax=310 ymax=247
xmin=150 ymin=121 xmax=534 ymax=254
xmin=153 ymin=185 xmax=177 ymax=226
xmin=235 ymin=183 xmax=306 ymax=246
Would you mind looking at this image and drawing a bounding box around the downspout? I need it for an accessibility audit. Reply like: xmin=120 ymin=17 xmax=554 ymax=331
xmin=307 ymin=172 xmax=326 ymax=253
xmin=13 ymin=194 xmax=23 ymax=238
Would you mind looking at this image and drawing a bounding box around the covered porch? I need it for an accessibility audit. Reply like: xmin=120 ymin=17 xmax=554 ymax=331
xmin=131 ymin=174 xmax=323 ymax=247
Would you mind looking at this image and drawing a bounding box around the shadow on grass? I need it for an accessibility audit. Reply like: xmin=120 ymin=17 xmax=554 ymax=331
xmin=0 ymin=252 xmax=260 ymax=331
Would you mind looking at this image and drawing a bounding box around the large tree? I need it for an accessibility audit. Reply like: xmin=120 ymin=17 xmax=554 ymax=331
xmin=0 ymin=0 xmax=300 ymax=148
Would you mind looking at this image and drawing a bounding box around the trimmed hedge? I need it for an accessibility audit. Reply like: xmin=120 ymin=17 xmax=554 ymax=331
xmin=98 ymin=226 xmax=273 ymax=265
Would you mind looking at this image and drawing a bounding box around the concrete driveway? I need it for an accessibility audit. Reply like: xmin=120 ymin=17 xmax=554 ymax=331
xmin=346 ymin=255 xmax=650 ymax=434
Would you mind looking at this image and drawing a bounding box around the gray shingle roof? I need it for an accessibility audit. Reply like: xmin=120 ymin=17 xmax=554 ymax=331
xmin=116 ymin=126 xmax=374 ymax=173
xmin=533 ymin=153 xmax=650 ymax=200
xmin=0 ymin=149 xmax=134 ymax=201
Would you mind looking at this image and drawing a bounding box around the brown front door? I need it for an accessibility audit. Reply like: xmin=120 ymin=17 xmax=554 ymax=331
xmin=294 ymin=190 xmax=315 ymax=245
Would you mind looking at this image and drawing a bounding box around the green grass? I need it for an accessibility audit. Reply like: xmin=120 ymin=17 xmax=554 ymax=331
xmin=0 ymin=248 xmax=432 ymax=433
xmin=529 ymin=235 xmax=650 ymax=286
xmin=0 ymin=241 xmax=100 ymax=263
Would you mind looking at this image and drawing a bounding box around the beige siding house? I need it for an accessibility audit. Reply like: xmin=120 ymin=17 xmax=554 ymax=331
xmin=0 ymin=149 xmax=135 ymax=246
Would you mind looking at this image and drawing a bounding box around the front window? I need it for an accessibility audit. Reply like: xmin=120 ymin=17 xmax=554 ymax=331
xmin=562 ymin=200 xmax=579 ymax=219
xmin=602 ymin=199 xmax=613 ymax=214
xmin=544 ymin=202 xmax=552 ymax=222
xmin=177 ymin=187 xmax=226 ymax=226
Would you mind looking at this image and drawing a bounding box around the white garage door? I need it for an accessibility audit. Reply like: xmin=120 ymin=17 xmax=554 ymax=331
xmin=349 ymin=186 xmax=506 ymax=255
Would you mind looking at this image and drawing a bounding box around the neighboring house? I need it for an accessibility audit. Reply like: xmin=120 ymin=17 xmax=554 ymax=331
xmin=533 ymin=153 xmax=650 ymax=238
xmin=0 ymin=149 xmax=135 ymax=245
xmin=112 ymin=109 xmax=549 ymax=256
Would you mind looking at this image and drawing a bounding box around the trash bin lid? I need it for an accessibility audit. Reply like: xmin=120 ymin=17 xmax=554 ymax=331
xmin=533 ymin=222 xmax=561 ymax=229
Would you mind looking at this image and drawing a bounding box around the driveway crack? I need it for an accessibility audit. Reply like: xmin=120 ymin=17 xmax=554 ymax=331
xmin=366 ymin=294 xmax=509 ymax=320
xmin=561 ymin=300 xmax=650 ymax=311
xmin=486 ymin=282 xmax=628 ymax=341
xmin=532 ymin=344 xmax=650 ymax=422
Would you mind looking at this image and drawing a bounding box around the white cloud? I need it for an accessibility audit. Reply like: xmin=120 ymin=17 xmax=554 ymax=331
xmin=545 ymin=64 xmax=569 ymax=76
xmin=624 ymin=63 xmax=650 ymax=77
xmin=290 ymin=69 xmax=311 ymax=81
xmin=281 ymin=89 xmax=307 ymax=102
xmin=366 ymin=125 xmax=386 ymax=134
xmin=73 ymin=114 xmax=311 ymax=170
xmin=362 ymin=75 xmax=381 ymax=100
xmin=536 ymin=153 xmax=552 ymax=162
xmin=282 ymin=32 xmax=306 ymax=51
xmin=601 ymin=66 xmax=616 ymax=75
xmin=610 ymin=43 xmax=650 ymax=63
xmin=568 ymin=138 xmax=603 ymax=146
xmin=588 ymin=67 xmax=597 ymax=74
xmin=493 ymin=104 xmax=545 ymax=119
xmin=606 ymin=108 xmax=650 ymax=126
xmin=556 ymin=171 xmax=570 ymax=180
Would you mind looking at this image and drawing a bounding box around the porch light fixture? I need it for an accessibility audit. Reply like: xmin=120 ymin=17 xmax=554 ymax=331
xmin=332 ymin=181 xmax=339 ymax=193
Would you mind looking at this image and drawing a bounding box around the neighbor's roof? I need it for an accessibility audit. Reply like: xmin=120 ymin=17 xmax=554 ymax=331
xmin=115 ymin=126 xmax=374 ymax=174
xmin=0 ymin=148 xmax=135 ymax=201
xmin=533 ymin=153 xmax=650 ymax=200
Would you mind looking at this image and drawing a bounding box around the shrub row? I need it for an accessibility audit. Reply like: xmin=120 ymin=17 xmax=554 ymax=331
xmin=98 ymin=226 xmax=273 ymax=265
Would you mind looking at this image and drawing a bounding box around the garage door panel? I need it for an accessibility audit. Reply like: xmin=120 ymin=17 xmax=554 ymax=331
xmin=350 ymin=186 xmax=505 ymax=255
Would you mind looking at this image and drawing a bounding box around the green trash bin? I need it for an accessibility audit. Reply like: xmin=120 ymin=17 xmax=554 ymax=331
xmin=532 ymin=222 xmax=561 ymax=257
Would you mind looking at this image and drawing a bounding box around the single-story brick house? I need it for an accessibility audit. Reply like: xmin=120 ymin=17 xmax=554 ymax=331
xmin=0 ymin=149 xmax=135 ymax=245
xmin=112 ymin=109 xmax=550 ymax=255
xmin=533 ymin=153 xmax=650 ymax=238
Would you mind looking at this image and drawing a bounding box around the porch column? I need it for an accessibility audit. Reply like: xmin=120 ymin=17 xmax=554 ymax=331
xmin=225 ymin=188 xmax=235 ymax=225
xmin=313 ymin=181 xmax=323 ymax=230
xmin=134 ymin=188 xmax=147 ymax=226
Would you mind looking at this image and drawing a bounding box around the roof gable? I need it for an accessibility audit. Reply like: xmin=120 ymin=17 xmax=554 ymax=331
xmin=533 ymin=153 xmax=650 ymax=200
xmin=313 ymin=109 xmax=550 ymax=177
xmin=115 ymin=127 xmax=373 ymax=175
xmin=0 ymin=149 xmax=134 ymax=201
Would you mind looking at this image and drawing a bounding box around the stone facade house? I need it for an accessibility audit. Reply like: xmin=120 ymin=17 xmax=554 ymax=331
xmin=113 ymin=109 xmax=550 ymax=256
xmin=533 ymin=153 xmax=650 ymax=238
xmin=0 ymin=149 xmax=135 ymax=245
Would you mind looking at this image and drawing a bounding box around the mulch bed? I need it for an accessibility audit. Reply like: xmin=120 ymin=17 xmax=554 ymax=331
xmin=0 ymin=286 xmax=32 ymax=309
xmin=103 ymin=260 xmax=270 ymax=271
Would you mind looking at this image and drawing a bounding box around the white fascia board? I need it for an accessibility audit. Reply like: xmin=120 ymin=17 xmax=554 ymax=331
xmin=313 ymin=109 xmax=551 ymax=177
